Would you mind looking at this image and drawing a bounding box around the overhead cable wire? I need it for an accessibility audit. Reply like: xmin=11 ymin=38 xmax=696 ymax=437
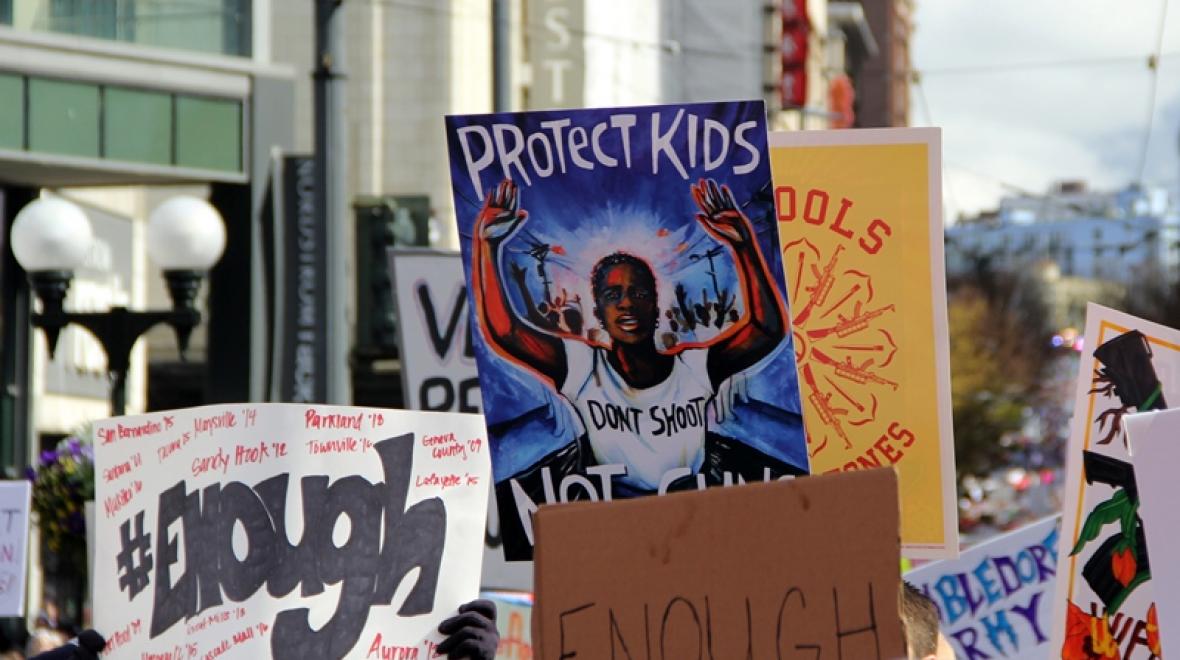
xmin=919 ymin=52 xmax=1180 ymax=76
xmin=1137 ymin=0 xmax=1171 ymax=187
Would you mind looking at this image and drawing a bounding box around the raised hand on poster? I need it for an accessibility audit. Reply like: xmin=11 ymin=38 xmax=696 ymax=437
xmin=691 ymin=178 xmax=752 ymax=245
xmin=476 ymin=179 xmax=528 ymax=245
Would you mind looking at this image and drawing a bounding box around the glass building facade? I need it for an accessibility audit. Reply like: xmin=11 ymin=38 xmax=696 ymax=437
xmin=0 ymin=0 xmax=251 ymax=57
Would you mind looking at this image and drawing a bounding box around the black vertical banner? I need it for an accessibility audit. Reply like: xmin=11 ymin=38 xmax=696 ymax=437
xmin=278 ymin=155 xmax=328 ymax=403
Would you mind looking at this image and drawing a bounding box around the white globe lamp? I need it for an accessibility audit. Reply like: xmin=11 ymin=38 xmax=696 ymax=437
xmin=10 ymin=196 xmax=93 ymax=273
xmin=147 ymin=196 xmax=226 ymax=271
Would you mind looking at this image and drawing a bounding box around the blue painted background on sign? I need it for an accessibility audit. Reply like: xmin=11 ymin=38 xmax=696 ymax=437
xmin=446 ymin=101 xmax=807 ymax=481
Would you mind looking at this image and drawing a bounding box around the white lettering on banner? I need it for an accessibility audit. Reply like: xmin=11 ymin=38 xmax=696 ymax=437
xmin=455 ymin=114 xmax=761 ymax=200
xmin=509 ymin=464 xmax=788 ymax=545
xmin=542 ymin=5 xmax=571 ymax=103
xmin=93 ymin=404 xmax=490 ymax=659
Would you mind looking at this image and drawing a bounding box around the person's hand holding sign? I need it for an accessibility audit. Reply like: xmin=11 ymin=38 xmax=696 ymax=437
xmin=27 ymin=630 xmax=105 ymax=660
xmin=436 ymin=599 xmax=499 ymax=659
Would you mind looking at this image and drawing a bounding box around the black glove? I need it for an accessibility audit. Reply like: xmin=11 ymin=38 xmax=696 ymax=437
xmin=436 ymin=599 xmax=499 ymax=660
xmin=29 ymin=629 xmax=105 ymax=660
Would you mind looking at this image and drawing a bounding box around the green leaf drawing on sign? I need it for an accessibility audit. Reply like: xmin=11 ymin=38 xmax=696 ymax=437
xmin=1071 ymin=489 xmax=1131 ymax=556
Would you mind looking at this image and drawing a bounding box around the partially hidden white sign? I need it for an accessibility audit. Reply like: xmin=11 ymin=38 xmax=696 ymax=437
xmin=0 ymin=482 xmax=30 ymax=617
xmin=1048 ymin=304 xmax=1180 ymax=660
xmin=93 ymin=403 xmax=491 ymax=659
xmin=905 ymin=516 xmax=1059 ymax=659
xmin=389 ymin=249 xmax=481 ymax=413
xmin=1127 ymin=408 xmax=1180 ymax=658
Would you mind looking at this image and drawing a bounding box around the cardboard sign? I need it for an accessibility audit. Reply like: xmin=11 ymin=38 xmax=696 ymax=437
xmin=533 ymin=469 xmax=904 ymax=659
xmin=1125 ymin=409 xmax=1180 ymax=657
xmin=905 ymin=516 xmax=1060 ymax=659
xmin=1048 ymin=304 xmax=1180 ymax=659
xmin=769 ymin=128 xmax=956 ymax=559
xmin=0 ymin=482 xmax=30 ymax=616
xmin=389 ymin=248 xmax=481 ymax=413
xmin=92 ymin=404 xmax=490 ymax=659
xmin=446 ymin=101 xmax=810 ymax=561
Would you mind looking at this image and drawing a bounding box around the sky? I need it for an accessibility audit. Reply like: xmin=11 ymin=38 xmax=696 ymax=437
xmin=911 ymin=0 xmax=1180 ymax=223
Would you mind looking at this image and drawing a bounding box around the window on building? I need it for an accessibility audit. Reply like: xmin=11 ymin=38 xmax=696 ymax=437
xmin=12 ymin=0 xmax=250 ymax=57
xmin=49 ymin=0 xmax=119 ymax=39
xmin=0 ymin=1 xmax=11 ymax=24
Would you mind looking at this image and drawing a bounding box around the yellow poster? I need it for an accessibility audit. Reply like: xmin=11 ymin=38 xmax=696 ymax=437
xmin=769 ymin=128 xmax=957 ymax=558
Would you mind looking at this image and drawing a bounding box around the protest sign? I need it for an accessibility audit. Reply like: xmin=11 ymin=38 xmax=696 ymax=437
xmin=0 ymin=482 xmax=30 ymax=617
xmin=445 ymin=100 xmax=809 ymax=560
xmin=92 ymin=403 xmax=490 ymax=659
xmin=387 ymin=249 xmax=531 ymax=590
xmin=769 ymin=128 xmax=956 ymax=559
xmin=533 ymin=468 xmax=905 ymax=659
xmin=389 ymin=249 xmax=480 ymax=413
xmin=905 ymin=516 xmax=1060 ymax=659
xmin=1048 ymin=304 xmax=1180 ymax=659
xmin=481 ymin=590 xmax=533 ymax=660
xmin=480 ymin=496 xmax=532 ymax=591
xmin=1125 ymin=409 xmax=1180 ymax=657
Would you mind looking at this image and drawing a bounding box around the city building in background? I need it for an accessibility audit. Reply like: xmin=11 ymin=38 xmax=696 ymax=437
xmin=853 ymin=0 xmax=912 ymax=127
xmin=946 ymin=181 xmax=1179 ymax=328
xmin=261 ymin=0 xmax=905 ymax=405
xmin=1 ymin=0 xmax=914 ymax=457
xmin=0 ymin=0 xmax=295 ymax=617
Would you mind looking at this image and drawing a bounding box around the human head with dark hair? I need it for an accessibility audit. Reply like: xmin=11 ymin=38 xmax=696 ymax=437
xmin=591 ymin=252 xmax=659 ymax=346
xmin=899 ymin=581 xmax=954 ymax=660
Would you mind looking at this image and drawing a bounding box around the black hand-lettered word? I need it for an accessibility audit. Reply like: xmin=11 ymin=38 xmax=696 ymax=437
xmin=555 ymin=582 xmax=885 ymax=659
xmin=148 ymin=433 xmax=446 ymax=659
xmin=584 ymin=397 xmax=709 ymax=437
xmin=416 ymin=278 xmax=481 ymax=413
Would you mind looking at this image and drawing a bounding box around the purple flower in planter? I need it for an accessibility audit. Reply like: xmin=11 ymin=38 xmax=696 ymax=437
xmin=66 ymin=510 xmax=85 ymax=535
xmin=67 ymin=438 xmax=82 ymax=457
xmin=39 ymin=450 xmax=58 ymax=467
xmin=23 ymin=467 xmax=35 ymax=481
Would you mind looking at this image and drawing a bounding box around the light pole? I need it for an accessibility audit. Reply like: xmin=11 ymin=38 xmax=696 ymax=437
xmin=10 ymin=195 xmax=226 ymax=416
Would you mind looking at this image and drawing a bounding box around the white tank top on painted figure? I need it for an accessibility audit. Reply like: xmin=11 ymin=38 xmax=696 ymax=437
xmin=560 ymin=339 xmax=715 ymax=490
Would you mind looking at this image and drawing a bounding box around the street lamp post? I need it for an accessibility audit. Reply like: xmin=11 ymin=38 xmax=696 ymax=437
xmin=10 ymin=196 xmax=226 ymax=416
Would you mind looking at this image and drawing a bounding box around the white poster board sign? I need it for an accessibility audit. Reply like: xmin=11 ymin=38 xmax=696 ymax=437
xmin=1049 ymin=304 xmax=1180 ymax=659
xmin=0 ymin=482 xmax=31 ymax=617
xmin=905 ymin=516 xmax=1059 ymax=659
xmin=1127 ymin=408 xmax=1180 ymax=657
xmin=389 ymin=249 xmax=480 ymax=413
xmin=93 ymin=404 xmax=490 ymax=659
xmin=388 ymin=249 xmax=531 ymax=590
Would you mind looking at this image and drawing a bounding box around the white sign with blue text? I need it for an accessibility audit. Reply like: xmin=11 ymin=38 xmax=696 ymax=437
xmin=905 ymin=516 xmax=1060 ymax=659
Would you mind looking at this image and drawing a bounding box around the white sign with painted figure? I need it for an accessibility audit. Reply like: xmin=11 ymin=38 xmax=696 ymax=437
xmin=905 ymin=516 xmax=1060 ymax=659
xmin=1127 ymin=408 xmax=1180 ymax=658
xmin=92 ymin=403 xmax=491 ymax=660
xmin=0 ymin=482 xmax=31 ymax=617
xmin=1049 ymin=304 xmax=1180 ymax=659
xmin=389 ymin=249 xmax=481 ymax=413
